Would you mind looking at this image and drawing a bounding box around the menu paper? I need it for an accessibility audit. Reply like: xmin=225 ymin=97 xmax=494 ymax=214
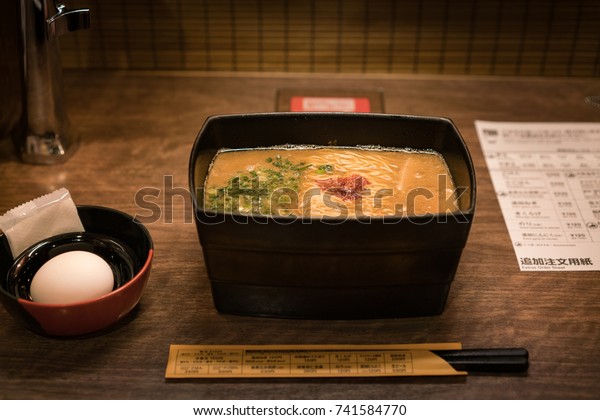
xmin=476 ymin=121 xmax=600 ymax=271
xmin=165 ymin=343 xmax=466 ymax=378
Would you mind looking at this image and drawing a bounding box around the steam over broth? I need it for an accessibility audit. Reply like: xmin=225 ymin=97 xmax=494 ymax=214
xmin=203 ymin=146 xmax=459 ymax=217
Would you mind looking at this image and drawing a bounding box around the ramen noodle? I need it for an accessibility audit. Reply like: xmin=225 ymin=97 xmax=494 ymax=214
xmin=203 ymin=146 xmax=459 ymax=218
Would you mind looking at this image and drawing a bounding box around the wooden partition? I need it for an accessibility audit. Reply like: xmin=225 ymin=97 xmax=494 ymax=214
xmin=61 ymin=0 xmax=600 ymax=77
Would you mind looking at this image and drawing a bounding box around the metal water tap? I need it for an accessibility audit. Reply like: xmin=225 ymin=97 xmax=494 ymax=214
xmin=0 ymin=1 xmax=90 ymax=164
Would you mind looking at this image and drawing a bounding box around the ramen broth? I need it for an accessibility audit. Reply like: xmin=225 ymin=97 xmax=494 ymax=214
xmin=203 ymin=146 xmax=459 ymax=217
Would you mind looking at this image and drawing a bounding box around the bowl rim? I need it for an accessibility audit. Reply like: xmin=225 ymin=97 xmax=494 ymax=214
xmin=188 ymin=112 xmax=477 ymax=222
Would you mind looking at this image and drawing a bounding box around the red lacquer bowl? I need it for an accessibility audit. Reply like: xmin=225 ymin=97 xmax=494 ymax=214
xmin=0 ymin=205 xmax=153 ymax=336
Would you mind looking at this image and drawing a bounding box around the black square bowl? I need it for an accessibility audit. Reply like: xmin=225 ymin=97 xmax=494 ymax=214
xmin=189 ymin=112 xmax=476 ymax=319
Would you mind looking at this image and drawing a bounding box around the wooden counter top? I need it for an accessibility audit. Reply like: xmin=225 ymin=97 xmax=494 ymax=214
xmin=1 ymin=71 xmax=599 ymax=399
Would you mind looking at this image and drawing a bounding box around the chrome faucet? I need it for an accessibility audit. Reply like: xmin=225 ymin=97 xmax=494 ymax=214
xmin=0 ymin=1 xmax=90 ymax=164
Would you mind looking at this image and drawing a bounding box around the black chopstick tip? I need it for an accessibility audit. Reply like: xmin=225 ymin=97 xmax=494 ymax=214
xmin=432 ymin=348 xmax=529 ymax=373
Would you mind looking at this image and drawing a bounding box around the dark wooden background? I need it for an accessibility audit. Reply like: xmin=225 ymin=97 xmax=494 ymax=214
xmin=61 ymin=0 xmax=600 ymax=77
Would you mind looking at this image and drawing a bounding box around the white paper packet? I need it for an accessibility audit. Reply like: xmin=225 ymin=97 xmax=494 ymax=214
xmin=0 ymin=188 xmax=85 ymax=259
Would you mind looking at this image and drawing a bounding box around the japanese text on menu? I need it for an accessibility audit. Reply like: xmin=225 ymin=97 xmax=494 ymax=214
xmin=476 ymin=121 xmax=600 ymax=271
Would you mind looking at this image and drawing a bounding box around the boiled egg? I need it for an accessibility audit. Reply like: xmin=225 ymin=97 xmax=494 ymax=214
xmin=30 ymin=250 xmax=114 ymax=304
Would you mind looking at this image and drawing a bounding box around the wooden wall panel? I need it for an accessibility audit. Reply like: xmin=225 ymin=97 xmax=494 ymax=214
xmin=60 ymin=0 xmax=600 ymax=77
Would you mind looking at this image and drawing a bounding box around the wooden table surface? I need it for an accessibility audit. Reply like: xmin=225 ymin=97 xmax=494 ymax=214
xmin=1 ymin=71 xmax=599 ymax=399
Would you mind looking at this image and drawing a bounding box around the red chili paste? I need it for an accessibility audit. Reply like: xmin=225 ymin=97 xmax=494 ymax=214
xmin=316 ymin=174 xmax=371 ymax=201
